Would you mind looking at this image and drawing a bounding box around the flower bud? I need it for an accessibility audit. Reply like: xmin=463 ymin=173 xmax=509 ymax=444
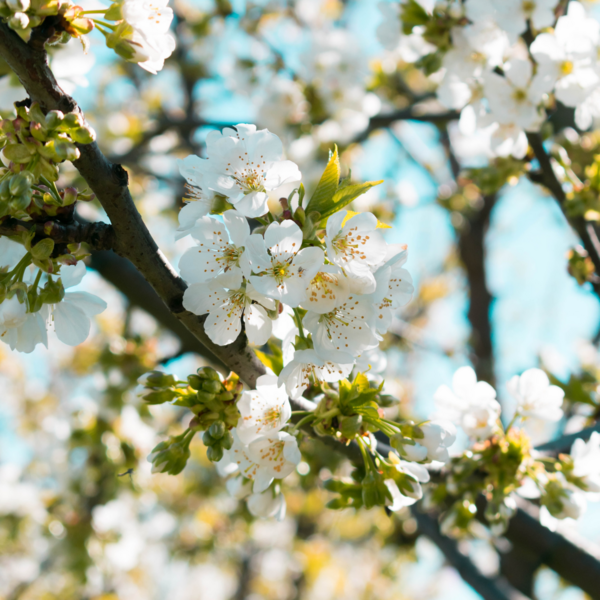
xmin=208 ymin=421 xmax=225 ymax=440
xmin=8 ymin=171 xmax=33 ymax=196
xmin=187 ymin=374 xmax=202 ymax=390
xmin=206 ymin=445 xmax=224 ymax=462
xmin=9 ymin=11 xmax=29 ymax=29
xmin=202 ymin=379 xmax=223 ymax=394
xmin=197 ymin=366 xmax=222 ymax=381
xmin=70 ymin=126 xmax=96 ymax=144
xmin=45 ymin=111 xmax=64 ymax=130
xmin=30 ymin=238 xmax=54 ymax=261
xmin=196 ymin=390 xmax=216 ymax=403
xmin=137 ymin=370 xmax=176 ymax=388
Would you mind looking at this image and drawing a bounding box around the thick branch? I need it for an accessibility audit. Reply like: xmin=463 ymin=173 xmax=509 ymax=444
xmin=527 ymin=132 xmax=600 ymax=299
xmin=412 ymin=509 xmax=531 ymax=600
xmin=0 ymin=23 xmax=265 ymax=387
xmin=0 ymin=217 xmax=115 ymax=251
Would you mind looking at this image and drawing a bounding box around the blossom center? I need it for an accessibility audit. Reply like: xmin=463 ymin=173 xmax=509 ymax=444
xmin=333 ymin=227 xmax=369 ymax=261
xmin=560 ymin=60 xmax=574 ymax=76
xmin=512 ymin=88 xmax=527 ymax=103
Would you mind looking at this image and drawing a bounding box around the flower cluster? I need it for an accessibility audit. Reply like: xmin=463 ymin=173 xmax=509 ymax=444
xmin=381 ymin=0 xmax=600 ymax=157
xmin=0 ymin=0 xmax=175 ymax=74
xmin=430 ymin=365 xmax=600 ymax=535
xmin=178 ymin=124 xmax=414 ymax=405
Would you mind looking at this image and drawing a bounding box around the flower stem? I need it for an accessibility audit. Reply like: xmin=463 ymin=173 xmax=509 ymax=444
xmin=293 ymin=308 xmax=306 ymax=340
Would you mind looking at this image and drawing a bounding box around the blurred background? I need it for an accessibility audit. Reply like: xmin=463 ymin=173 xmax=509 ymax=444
xmin=2 ymin=0 xmax=600 ymax=598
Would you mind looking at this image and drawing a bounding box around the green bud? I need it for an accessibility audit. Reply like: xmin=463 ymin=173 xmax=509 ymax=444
xmin=29 ymin=121 xmax=47 ymax=142
xmin=0 ymin=179 xmax=10 ymax=200
xmin=202 ymin=430 xmax=216 ymax=446
xmin=187 ymin=374 xmax=202 ymax=390
xmin=206 ymin=445 xmax=224 ymax=462
xmin=45 ymin=111 xmax=64 ymax=130
xmin=148 ymin=436 xmax=192 ymax=475
xmin=70 ymin=126 xmax=96 ymax=144
xmin=220 ymin=430 xmax=233 ymax=450
xmin=326 ymin=498 xmax=350 ymax=510
xmin=139 ymin=389 xmax=177 ymax=405
xmin=197 ymin=366 xmax=222 ymax=381
xmin=54 ymin=140 xmax=80 ymax=162
xmin=3 ymin=143 xmax=34 ymax=164
xmin=196 ymin=390 xmax=216 ymax=404
xmin=9 ymin=192 xmax=31 ymax=214
xmin=138 ymin=370 xmax=176 ymax=388
xmin=202 ymin=379 xmax=223 ymax=394
xmin=208 ymin=421 xmax=225 ymax=440
xmin=216 ymin=390 xmax=234 ymax=402
xmin=62 ymin=112 xmax=84 ymax=129
xmin=8 ymin=172 xmax=33 ymax=196
xmin=340 ymin=415 xmax=363 ymax=439
xmin=30 ymin=238 xmax=54 ymax=261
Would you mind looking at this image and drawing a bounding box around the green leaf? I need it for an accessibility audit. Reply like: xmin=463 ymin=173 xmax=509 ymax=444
xmin=400 ymin=0 xmax=429 ymax=34
xmin=305 ymin=145 xmax=340 ymax=215
xmin=321 ymin=180 xmax=383 ymax=221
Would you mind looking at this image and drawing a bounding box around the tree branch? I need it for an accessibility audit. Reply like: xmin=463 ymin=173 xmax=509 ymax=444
xmin=0 ymin=23 xmax=265 ymax=387
xmin=412 ymin=509 xmax=531 ymax=600
xmin=0 ymin=217 xmax=115 ymax=251
xmin=526 ymin=132 xmax=600 ymax=299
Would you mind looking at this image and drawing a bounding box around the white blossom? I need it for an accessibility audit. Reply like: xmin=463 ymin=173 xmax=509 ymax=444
xmin=299 ymin=265 xmax=349 ymax=314
xmin=434 ymin=366 xmax=501 ymax=438
xmin=246 ymin=221 xmax=324 ymax=306
xmin=506 ymin=368 xmax=564 ymax=421
xmin=198 ymin=124 xmax=302 ymax=218
xmin=304 ymin=294 xmax=378 ymax=358
xmin=325 ymin=211 xmax=387 ymax=292
xmin=176 ymin=156 xmax=226 ymax=239
xmin=404 ymin=421 xmax=457 ymax=463
xmin=236 ymin=375 xmax=292 ymax=444
xmin=178 ymin=210 xmax=251 ymax=283
xmin=277 ymin=349 xmax=354 ymax=400
xmin=385 ymin=460 xmax=430 ymax=511
xmin=183 ymin=268 xmax=275 ymax=346
xmin=119 ymin=0 xmax=176 ymax=74
xmin=223 ymin=430 xmax=301 ymax=493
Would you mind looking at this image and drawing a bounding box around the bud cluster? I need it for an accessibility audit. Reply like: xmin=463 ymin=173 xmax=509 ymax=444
xmin=0 ymin=0 xmax=93 ymax=41
xmin=0 ymin=103 xmax=95 ymax=221
xmin=138 ymin=367 xmax=243 ymax=469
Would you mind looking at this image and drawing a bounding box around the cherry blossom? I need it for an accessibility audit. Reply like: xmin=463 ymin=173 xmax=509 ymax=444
xmin=182 ymin=268 xmax=275 ymax=346
xmin=199 ymin=124 xmax=302 ymax=218
xmin=404 ymin=421 xmax=457 ymax=464
xmin=277 ymin=349 xmax=354 ymax=399
xmin=434 ymin=366 xmax=501 ymax=439
xmin=506 ymin=368 xmax=564 ymax=421
xmin=246 ymin=221 xmax=324 ymax=307
xmin=303 ymin=294 xmax=378 ymax=358
xmin=178 ymin=210 xmax=251 ymax=284
xmin=236 ymin=375 xmax=292 ymax=444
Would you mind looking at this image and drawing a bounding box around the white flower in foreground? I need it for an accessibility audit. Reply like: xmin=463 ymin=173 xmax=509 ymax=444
xmin=236 ymin=375 xmax=291 ymax=444
xmin=179 ymin=210 xmax=251 ymax=284
xmin=277 ymin=349 xmax=354 ymax=399
xmin=247 ymin=489 xmax=287 ymax=520
xmin=200 ymin=124 xmax=301 ymax=218
xmin=246 ymin=221 xmax=324 ymax=306
xmin=325 ymin=211 xmax=387 ymax=292
xmin=434 ymin=366 xmax=501 ymax=438
xmin=304 ymin=295 xmax=378 ymax=358
xmin=570 ymin=432 xmax=600 ymax=495
xmin=483 ymin=60 xmax=546 ymax=131
xmin=183 ymin=268 xmax=275 ymax=346
xmin=404 ymin=421 xmax=457 ymax=464
xmin=506 ymin=368 xmax=564 ymax=421
xmin=224 ymin=430 xmax=301 ymax=493
xmin=119 ymin=0 xmax=176 ymax=74
xmin=1 ymin=308 xmax=48 ymax=354
xmin=300 ymin=265 xmax=349 ymax=314
xmin=176 ymin=156 xmax=225 ymax=239
xmin=51 ymin=263 xmax=107 ymax=346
